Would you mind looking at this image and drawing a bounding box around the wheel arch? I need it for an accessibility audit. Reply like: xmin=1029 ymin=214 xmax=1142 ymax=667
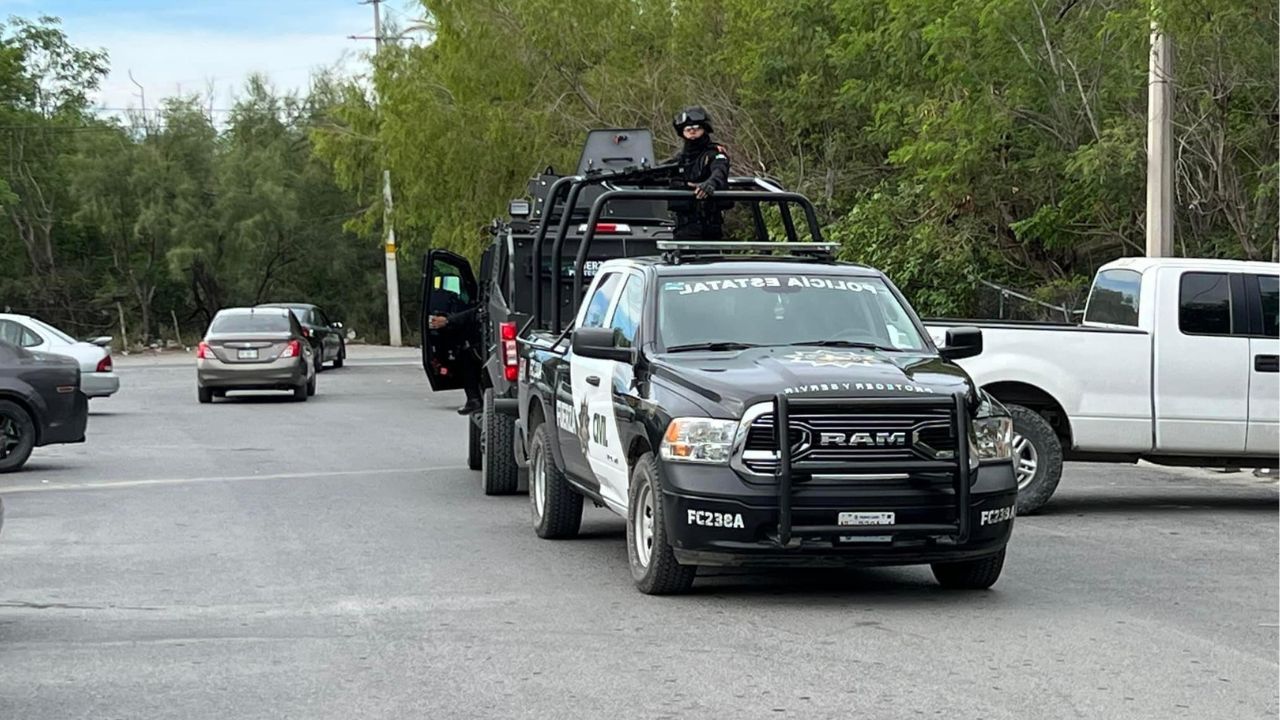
xmin=983 ymin=381 xmax=1073 ymax=448
xmin=0 ymin=391 xmax=41 ymax=445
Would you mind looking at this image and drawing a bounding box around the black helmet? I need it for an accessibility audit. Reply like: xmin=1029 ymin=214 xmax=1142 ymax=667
xmin=673 ymin=106 xmax=713 ymax=135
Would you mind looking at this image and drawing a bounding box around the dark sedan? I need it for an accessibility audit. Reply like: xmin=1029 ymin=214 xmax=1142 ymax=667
xmin=256 ymin=303 xmax=346 ymax=372
xmin=0 ymin=339 xmax=89 ymax=473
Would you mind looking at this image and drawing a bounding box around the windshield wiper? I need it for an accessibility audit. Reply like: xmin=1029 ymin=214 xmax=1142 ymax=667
xmin=788 ymin=339 xmax=901 ymax=352
xmin=665 ymin=341 xmax=760 ymax=353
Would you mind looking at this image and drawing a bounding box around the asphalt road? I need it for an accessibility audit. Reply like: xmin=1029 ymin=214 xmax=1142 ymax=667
xmin=1 ymin=348 xmax=1276 ymax=719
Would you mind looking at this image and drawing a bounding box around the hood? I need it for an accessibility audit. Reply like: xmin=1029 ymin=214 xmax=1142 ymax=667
xmin=650 ymin=346 xmax=974 ymax=418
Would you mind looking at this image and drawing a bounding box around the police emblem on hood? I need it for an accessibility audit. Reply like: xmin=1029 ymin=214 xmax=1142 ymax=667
xmin=782 ymin=350 xmax=880 ymax=368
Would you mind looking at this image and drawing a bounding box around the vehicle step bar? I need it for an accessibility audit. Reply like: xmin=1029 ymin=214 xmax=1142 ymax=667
xmin=775 ymin=392 xmax=972 ymax=546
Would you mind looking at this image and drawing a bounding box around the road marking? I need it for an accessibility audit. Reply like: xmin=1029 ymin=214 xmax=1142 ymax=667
xmin=0 ymin=466 xmax=469 ymax=495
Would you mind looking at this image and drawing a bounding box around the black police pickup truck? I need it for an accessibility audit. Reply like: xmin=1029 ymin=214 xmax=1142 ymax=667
xmin=511 ymin=187 xmax=1018 ymax=594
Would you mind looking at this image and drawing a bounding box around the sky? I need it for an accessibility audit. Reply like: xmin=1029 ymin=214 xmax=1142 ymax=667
xmin=1 ymin=0 xmax=423 ymax=116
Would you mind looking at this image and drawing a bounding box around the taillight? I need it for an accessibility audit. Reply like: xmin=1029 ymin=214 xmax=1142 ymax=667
xmin=280 ymin=340 xmax=301 ymax=359
xmin=301 ymin=327 xmax=311 ymax=338
xmin=197 ymin=342 xmax=211 ymax=359
xmin=577 ymin=223 xmax=631 ymax=234
xmin=500 ymin=321 xmax=518 ymax=381
xmin=96 ymin=354 xmax=113 ymax=373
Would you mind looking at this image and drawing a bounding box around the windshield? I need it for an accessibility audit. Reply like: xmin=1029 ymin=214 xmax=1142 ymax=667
xmin=210 ymin=313 xmax=292 ymax=334
xmin=657 ymin=273 xmax=927 ymax=351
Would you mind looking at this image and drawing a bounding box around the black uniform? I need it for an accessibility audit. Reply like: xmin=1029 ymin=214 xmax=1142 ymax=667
xmin=668 ymin=108 xmax=731 ymax=240
xmin=444 ymin=305 xmax=483 ymax=406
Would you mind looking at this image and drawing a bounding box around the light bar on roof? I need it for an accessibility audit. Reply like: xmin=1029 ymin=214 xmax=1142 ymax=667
xmin=655 ymin=241 xmax=837 ymax=252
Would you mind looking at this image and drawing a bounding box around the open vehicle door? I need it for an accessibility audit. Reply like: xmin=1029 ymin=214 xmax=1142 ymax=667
xmin=420 ymin=249 xmax=479 ymax=391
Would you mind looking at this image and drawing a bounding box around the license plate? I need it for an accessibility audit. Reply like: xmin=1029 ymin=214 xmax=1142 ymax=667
xmin=838 ymin=512 xmax=895 ymax=526
xmin=237 ymin=349 xmax=258 ymax=360
xmin=838 ymin=511 xmax=894 ymax=543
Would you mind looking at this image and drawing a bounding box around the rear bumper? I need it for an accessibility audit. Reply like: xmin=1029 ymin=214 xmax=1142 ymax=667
xmin=196 ymin=357 xmax=307 ymax=389
xmin=39 ymin=391 xmax=88 ymax=446
xmin=662 ymin=461 xmax=1017 ymax=568
xmin=81 ymin=372 xmax=120 ymax=398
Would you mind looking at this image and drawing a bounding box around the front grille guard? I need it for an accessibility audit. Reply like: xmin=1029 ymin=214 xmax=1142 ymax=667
xmin=773 ymin=393 xmax=972 ymax=547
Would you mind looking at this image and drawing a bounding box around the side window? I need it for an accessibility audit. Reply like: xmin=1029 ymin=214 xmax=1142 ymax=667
xmin=314 ymin=309 xmax=329 ymax=326
xmin=581 ymin=273 xmax=622 ymax=328
xmin=1085 ymin=269 xmax=1142 ymax=327
xmin=0 ymin=320 xmax=20 ymax=346
xmin=1257 ymin=275 xmax=1278 ymax=338
xmin=1179 ymin=272 xmax=1232 ymax=335
xmin=608 ymin=275 xmax=644 ymax=347
xmin=0 ymin=320 xmax=41 ymax=348
xmin=433 ymin=258 xmax=471 ymax=304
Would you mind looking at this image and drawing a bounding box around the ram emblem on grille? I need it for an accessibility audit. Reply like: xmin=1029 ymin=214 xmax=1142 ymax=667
xmin=817 ymin=431 xmax=907 ymax=448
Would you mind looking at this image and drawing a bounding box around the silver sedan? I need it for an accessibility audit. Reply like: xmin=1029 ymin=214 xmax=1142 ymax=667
xmin=196 ymin=308 xmax=316 ymax=403
xmin=0 ymin=313 xmax=120 ymax=398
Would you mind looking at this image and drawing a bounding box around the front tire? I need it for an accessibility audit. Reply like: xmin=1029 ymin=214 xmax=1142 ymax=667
xmin=627 ymin=453 xmax=696 ymax=595
xmin=931 ymin=548 xmax=1006 ymax=589
xmin=481 ymin=389 xmax=519 ymax=495
xmin=529 ymin=422 xmax=582 ymax=539
xmin=1007 ymin=404 xmax=1063 ymax=515
xmin=0 ymin=400 xmax=36 ymax=473
xmin=333 ymin=341 xmax=345 ymax=369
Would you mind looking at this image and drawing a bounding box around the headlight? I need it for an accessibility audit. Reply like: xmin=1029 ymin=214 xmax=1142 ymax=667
xmin=660 ymin=417 xmax=738 ymax=465
xmin=969 ymin=415 xmax=1013 ymax=462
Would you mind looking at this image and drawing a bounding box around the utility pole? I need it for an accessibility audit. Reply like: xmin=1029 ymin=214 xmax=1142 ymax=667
xmin=353 ymin=0 xmax=403 ymax=346
xmin=1145 ymin=8 xmax=1174 ymax=258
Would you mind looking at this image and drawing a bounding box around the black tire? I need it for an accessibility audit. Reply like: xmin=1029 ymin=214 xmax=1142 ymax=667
xmin=292 ymin=383 xmax=308 ymax=402
xmin=197 ymin=386 xmax=213 ymax=404
xmin=0 ymin=400 xmax=36 ymax=473
xmin=313 ymin=347 xmax=323 ymax=374
xmin=1007 ymin=404 xmax=1064 ymax=515
xmin=333 ymin=341 xmax=345 ymax=369
xmin=627 ymin=453 xmax=697 ymax=595
xmin=306 ymin=374 xmax=317 ymax=397
xmin=481 ymin=389 xmax=519 ymax=495
xmin=467 ymin=415 xmax=482 ymax=471
xmin=529 ymin=422 xmax=582 ymax=539
xmin=931 ymin=548 xmax=1006 ymax=589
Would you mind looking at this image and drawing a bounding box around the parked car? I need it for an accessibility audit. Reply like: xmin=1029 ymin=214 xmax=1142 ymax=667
xmin=256 ymin=303 xmax=346 ymax=371
xmin=0 ymin=313 xmax=119 ymax=398
xmin=0 ymin=339 xmax=89 ymax=473
xmin=196 ymin=307 xmax=317 ymax=403
xmin=925 ymin=257 xmax=1279 ymax=514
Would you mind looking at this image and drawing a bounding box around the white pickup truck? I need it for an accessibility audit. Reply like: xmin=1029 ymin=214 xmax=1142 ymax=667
xmin=926 ymin=257 xmax=1278 ymax=513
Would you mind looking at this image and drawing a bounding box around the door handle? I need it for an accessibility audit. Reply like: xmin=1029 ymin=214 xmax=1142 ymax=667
xmin=586 ymin=375 xmax=601 ymax=386
xmin=1256 ymin=354 xmax=1279 ymax=373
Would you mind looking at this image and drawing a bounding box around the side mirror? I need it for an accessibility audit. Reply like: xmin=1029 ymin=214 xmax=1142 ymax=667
xmin=572 ymin=327 xmax=635 ymax=363
xmin=938 ymin=326 xmax=983 ymax=361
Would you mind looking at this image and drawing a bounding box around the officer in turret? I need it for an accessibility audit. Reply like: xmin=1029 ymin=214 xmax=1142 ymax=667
xmin=668 ymin=106 xmax=731 ymax=240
